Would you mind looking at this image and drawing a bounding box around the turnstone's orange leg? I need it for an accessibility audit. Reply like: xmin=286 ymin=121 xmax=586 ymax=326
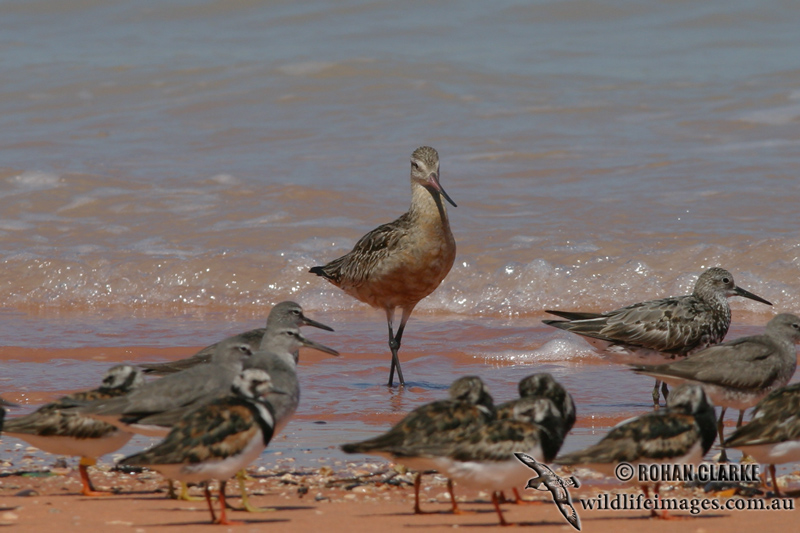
xmin=79 ymin=458 xmax=111 ymax=497
xmin=491 ymin=491 xmax=512 ymax=526
xmin=215 ymin=481 xmax=242 ymax=526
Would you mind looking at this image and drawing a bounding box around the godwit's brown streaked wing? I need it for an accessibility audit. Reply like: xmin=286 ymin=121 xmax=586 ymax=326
xmin=310 ymin=146 xmax=456 ymax=386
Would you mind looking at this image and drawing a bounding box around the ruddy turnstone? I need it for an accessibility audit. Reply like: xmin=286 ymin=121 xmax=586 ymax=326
xmin=724 ymin=382 xmax=800 ymax=495
xmin=556 ymin=383 xmax=717 ymax=519
xmin=120 ymin=368 xmax=282 ymax=525
xmin=341 ymin=376 xmax=494 ymax=514
xmin=3 ymin=364 xmax=144 ymax=496
xmin=496 ymin=373 xmax=576 ymax=502
xmin=410 ymin=396 xmax=566 ymax=526
xmin=310 ymin=146 xmax=457 ymax=387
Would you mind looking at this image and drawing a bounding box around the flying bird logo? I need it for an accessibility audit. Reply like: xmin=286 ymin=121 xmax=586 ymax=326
xmin=514 ymin=452 xmax=581 ymax=531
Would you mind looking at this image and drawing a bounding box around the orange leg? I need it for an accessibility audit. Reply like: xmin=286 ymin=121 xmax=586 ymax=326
xmin=413 ymin=472 xmax=427 ymax=514
xmin=204 ymin=484 xmax=218 ymax=523
xmin=447 ymin=479 xmax=461 ymax=514
xmin=770 ymin=464 xmax=783 ymax=497
xmin=79 ymin=458 xmax=111 ymax=497
xmin=491 ymin=491 xmax=512 ymax=526
xmin=215 ymin=481 xmax=242 ymax=526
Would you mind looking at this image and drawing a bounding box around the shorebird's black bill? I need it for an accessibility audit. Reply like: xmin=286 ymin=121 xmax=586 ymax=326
xmin=299 ymin=334 xmax=340 ymax=356
xmin=428 ymin=172 xmax=457 ymax=208
xmin=300 ymin=314 xmax=335 ymax=332
xmin=735 ymin=286 xmax=772 ymax=306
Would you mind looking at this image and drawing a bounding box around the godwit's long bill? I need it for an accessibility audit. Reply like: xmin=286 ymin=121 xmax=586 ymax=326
xmin=310 ymin=146 xmax=456 ymax=386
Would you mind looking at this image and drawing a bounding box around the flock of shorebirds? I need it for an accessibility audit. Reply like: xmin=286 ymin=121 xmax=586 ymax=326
xmin=1 ymin=146 xmax=800 ymax=526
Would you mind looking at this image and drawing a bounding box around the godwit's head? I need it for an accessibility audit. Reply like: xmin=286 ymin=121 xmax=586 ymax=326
xmin=410 ymin=146 xmax=456 ymax=207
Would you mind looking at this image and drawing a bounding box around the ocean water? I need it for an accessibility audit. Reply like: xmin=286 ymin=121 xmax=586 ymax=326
xmin=1 ymin=0 xmax=799 ymax=471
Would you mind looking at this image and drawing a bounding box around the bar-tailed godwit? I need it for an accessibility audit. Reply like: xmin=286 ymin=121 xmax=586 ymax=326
xmin=310 ymin=146 xmax=456 ymax=386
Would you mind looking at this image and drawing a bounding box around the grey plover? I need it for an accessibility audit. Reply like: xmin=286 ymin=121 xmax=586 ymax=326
xmin=120 ymin=368 xmax=281 ymax=525
xmin=724 ymin=382 xmax=800 ymax=495
xmin=341 ymin=376 xmax=494 ymax=514
xmin=310 ymin=146 xmax=457 ymax=387
xmin=544 ymin=267 xmax=771 ymax=407
xmin=3 ymin=365 xmax=144 ymax=496
xmin=632 ymin=313 xmax=800 ymax=460
xmin=556 ymin=383 xmax=717 ymax=519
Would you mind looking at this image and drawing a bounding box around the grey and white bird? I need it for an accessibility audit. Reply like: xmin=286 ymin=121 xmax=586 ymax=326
xmin=310 ymin=146 xmax=457 ymax=387
xmin=72 ymin=336 xmax=254 ymax=437
xmin=341 ymin=376 xmax=495 ymax=514
xmin=3 ymin=365 xmax=145 ymax=496
xmin=139 ymin=301 xmax=333 ymax=374
xmin=544 ymin=267 xmax=772 ymax=407
xmin=724 ymin=382 xmax=800 ymax=495
xmin=129 ymin=319 xmax=339 ymax=511
xmin=556 ymin=383 xmax=717 ymax=519
xmin=120 ymin=368 xmax=283 ymax=525
xmin=631 ymin=313 xmax=800 ymax=460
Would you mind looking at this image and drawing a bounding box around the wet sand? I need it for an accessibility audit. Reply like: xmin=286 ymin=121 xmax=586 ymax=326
xmin=0 ymin=459 xmax=797 ymax=532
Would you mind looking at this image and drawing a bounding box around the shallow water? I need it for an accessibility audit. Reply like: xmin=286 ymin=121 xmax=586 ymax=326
xmin=1 ymin=0 xmax=799 ymax=473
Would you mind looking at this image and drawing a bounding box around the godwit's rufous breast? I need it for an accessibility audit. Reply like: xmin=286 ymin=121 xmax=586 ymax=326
xmin=310 ymin=146 xmax=457 ymax=386
xmin=543 ymin=267 xmax=772 ymax=407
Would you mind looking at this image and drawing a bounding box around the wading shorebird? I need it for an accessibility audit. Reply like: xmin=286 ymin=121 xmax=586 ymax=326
xmin=121 ymin=368 xmax=283 ymax=526
xmin=139 ymin=301 xmax=333 ymax=375
xmin=632 ymin=313 xmax=800 ymax=462
xmin=341 ymin=376 xmax=495 ymax=515
xmin=3 ymin=365 xmax=145 ymax=496
xmin=556 ymin=383 xmax=717 ymax=519
xmin=724 ymin=382 xmax=800 ymax=496
xmin=310 ymin=146 xmax=457 ymax=386
xmin=543 ymin=267 xmax=772 ymax=407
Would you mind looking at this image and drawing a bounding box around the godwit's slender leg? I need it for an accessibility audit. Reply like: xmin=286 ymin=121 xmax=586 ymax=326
xmin=387 ymin=306 xmax=414 ymax=386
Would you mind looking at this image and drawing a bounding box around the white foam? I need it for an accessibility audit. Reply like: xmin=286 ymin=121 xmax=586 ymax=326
xmin=209 ymin=174 xmax=239 ymax=185
xmin=277 ymin=62 xmax=336 ymax=76
xmin=8 ymin=171 xmax=61 ymax=189
xmin=738 ymin=104 xmax=800 ymax=125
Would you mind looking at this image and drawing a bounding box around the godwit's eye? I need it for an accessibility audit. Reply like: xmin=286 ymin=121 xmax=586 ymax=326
xmin=722 ymin=277 xmax=730 ymax=284
xmin=411 ymin=161 xmax=420 ymax=170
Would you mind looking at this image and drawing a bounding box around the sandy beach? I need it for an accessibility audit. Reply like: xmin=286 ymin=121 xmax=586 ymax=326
xmin=1 ymin=457 xmax=798 ymax=532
